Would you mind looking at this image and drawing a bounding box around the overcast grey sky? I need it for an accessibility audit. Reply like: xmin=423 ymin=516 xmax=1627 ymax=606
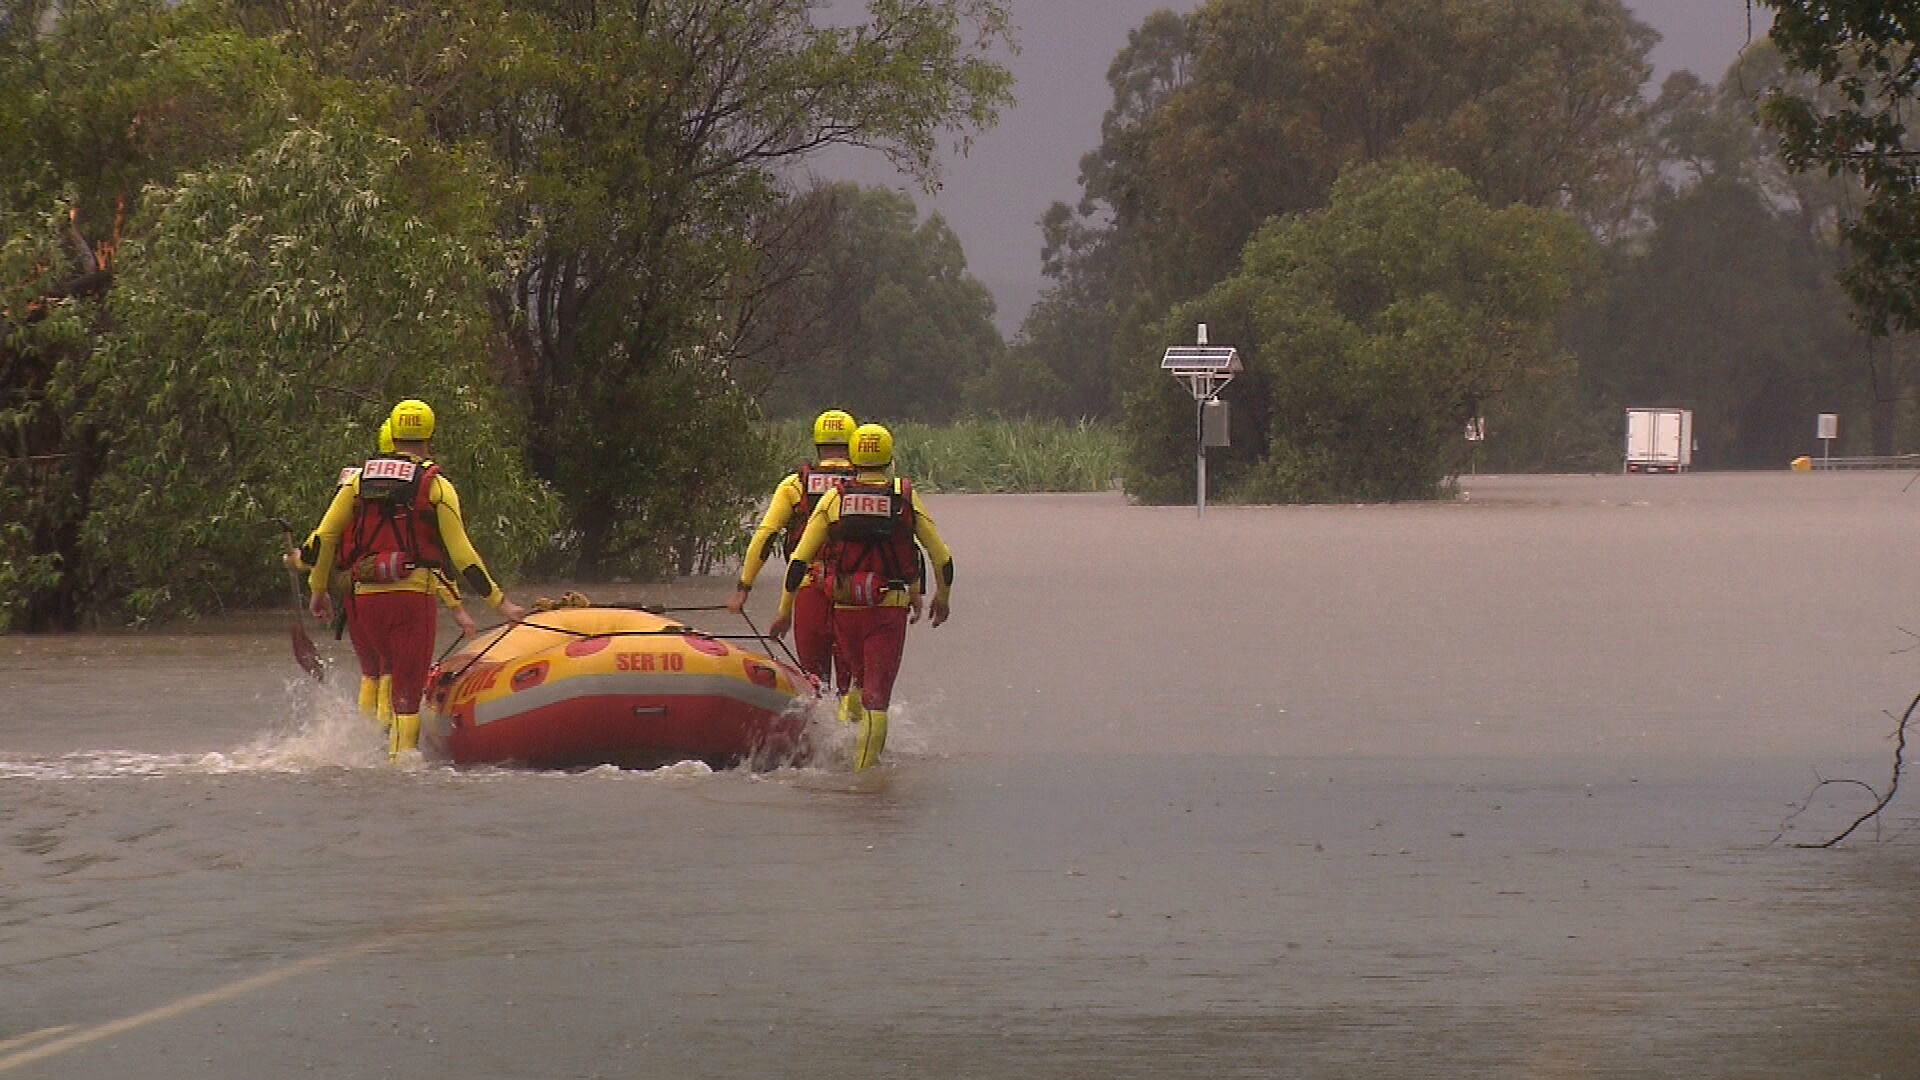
xmin=810 ymin=1 xmax=1768 ymax=336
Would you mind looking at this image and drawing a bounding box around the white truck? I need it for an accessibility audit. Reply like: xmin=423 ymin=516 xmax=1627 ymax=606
xmin=1624 ymin=408 xmax=1693 ymax=473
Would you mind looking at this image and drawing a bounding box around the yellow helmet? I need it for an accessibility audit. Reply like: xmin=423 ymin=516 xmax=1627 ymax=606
xmin=388 ymin=398 xmax=435 ymax=442
xmin=377 ymin=419 xmax=394 ymax=455
xmin=849 ymin=423 xmax=893 ymax=469
xmin=811 ymin=409 xmax=856 ymax=448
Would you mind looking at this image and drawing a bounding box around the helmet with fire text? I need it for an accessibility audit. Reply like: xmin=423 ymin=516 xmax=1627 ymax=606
xmin=388 ymin=399 xmax=435 ymax=442
xmin=849 ymin=423 xmax=893 ymax=469
xmin=377 ymin=419 xmax=394 ymax=455
xmin=811 ymin=409 xmax=857 ymax=448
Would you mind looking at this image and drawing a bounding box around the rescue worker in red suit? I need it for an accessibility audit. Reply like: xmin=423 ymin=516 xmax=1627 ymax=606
xmin=728 ymin=409 xmax=858 ymax=691
xmin=304 ymin=399 xmax=527 ymax=759
xmin=770 ymin=423 xmax=953 ymax=770
xmin=289 ymin=418 xmax=476 ymax=731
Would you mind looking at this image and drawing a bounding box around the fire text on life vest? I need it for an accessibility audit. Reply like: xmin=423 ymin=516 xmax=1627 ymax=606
xmin=363 ymin=458 xmax=418 ymax=481
xmin=841 ymin=491 xmax=890 ymax=517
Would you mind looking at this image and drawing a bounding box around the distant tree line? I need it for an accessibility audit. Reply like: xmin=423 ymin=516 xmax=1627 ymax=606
xmin=979 ymin=0 xmax=1920 ymax=497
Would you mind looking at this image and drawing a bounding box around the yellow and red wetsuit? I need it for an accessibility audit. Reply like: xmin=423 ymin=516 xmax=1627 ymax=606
xmin=739 ymin=459 xmax=856 ymax=687
xmin=299 ymin=464 xmax=466 ymax=719
xmin=306 ymin=455 xmax=512 ymax=722
xmin=779 ymin=472 xmax=953 ymax=714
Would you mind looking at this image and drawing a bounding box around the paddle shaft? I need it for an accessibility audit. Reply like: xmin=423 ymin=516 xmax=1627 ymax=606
xmin=272 ymin=519 xmax=326 ymax=681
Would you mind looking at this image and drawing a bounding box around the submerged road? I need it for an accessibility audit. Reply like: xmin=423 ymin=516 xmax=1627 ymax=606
xmin=5 ymin=473 xmax=1920 ymax=1078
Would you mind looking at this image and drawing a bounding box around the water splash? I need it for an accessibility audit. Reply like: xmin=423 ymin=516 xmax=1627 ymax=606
xmin=223 ymin=677 xmax=393 ymax=771
xmin=0 ymin=677 xmax=779 ymax=782
xmin=790 ymin=687 xmax=943 ymax=770
xmin=0 ymin=675 xmax=944 ymax=781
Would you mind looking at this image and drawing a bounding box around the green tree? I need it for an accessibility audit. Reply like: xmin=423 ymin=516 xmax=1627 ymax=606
xmin=85 ymin=119 xmax=558 ymax=623
xmin=768 ymin=183 xmax=1004 ymax=423
xmin=1143 ymin=0 xmax=1647 ymax=295
xmin=1762 ymin=0 xmax=1920 ymax=334
xmin=972 ymin=273 xmax=1117 ymax=420
xmin=234 ymin=0 xmax=1017 ymax=577
xmin=0 ymin=207 xmax=103 ymax=632
xmin=0 ymin=1 xmax=563 ymax=629
xmin=4 ymin=0 xmax=1015 ymax=628
xmin=1 ymin=0 xmax=327 ymax=629
xmin=1123 ymin=161 xmax=1591 ymax=503
xmin=1016 ymin=0 xmax=1653 ymax=425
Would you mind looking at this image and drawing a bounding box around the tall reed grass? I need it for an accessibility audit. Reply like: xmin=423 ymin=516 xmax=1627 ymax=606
xmin=768 ymin=418 xmax=1123 ymax=493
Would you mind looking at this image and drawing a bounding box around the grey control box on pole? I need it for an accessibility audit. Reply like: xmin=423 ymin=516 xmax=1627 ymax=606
xmin=1202 ymin=399 xmax=1230 ymax=447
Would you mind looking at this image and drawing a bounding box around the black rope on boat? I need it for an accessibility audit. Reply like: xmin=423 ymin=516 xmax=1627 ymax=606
xmin=737 ymin=609 xmax=807 ymax=674
xmin=516 ymin=617 xmax=682 ymax=638
xmin=426 ymin=579 xmax=816 ymax=698
xmin=432 ymin=615 xmax=801 ymax=689
xmin=435 ymin=621 xmax=521 ymax=686
xmin=501 ymin=610 xmax=806 ymax=678
xmin=565 ymin=600 xmax=733 ymax=615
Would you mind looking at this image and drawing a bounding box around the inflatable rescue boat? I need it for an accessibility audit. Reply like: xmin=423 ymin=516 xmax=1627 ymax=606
xmin=421 ymin=605 xmax=813 ymax=770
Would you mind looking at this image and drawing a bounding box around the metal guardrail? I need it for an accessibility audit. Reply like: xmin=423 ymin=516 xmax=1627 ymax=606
xmin=1801 ymin=454 xmax=1920 ymax=470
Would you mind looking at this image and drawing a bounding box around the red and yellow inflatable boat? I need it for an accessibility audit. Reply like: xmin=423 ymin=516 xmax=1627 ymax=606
xmin=421 ymin=605 xmax=813 ymax=770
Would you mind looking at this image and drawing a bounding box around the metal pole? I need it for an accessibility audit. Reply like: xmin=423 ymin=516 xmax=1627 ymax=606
xmin=1196 ymin=393 xmax=1206 ymax=517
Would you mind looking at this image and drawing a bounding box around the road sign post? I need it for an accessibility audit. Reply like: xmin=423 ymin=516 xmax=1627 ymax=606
xmin=1162 ymin=324 xmax=1241 ymax=517
xmin=1817 ymin=412 xmax=1838 ymax=466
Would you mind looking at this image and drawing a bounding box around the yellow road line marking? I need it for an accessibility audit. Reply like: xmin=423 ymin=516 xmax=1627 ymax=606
xmin=0 ymin=940 xmax=379 ymax=1073
xmin=0 ymin=1029 xmax=75 ymax=1056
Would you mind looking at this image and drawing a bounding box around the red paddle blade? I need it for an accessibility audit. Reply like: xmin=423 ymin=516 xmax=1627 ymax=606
xmin=291 ymin=623 xmax=325 ymax=680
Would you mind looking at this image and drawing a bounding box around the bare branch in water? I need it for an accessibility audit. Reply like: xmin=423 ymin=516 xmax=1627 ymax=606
xmin=1774 ymin=692 xmax=1916 ymax=848
xmin=1891 ymin=627 xmax=1920 ymax=655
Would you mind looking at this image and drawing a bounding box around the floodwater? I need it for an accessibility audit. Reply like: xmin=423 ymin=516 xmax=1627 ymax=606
xmin=5 ymin=472 xmax=1920 ymax=1078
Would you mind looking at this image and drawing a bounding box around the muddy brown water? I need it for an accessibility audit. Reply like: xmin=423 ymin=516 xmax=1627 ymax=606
xmin=5 ymin=473 xmax=1920 ymax=1078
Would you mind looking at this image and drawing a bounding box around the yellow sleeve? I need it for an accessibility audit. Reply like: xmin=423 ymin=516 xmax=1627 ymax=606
xmin=738 ymin=475 xmax=803 ymax=589
xmin=293 ymin=471 xmax=359 ymax=575
xmin=305 ymin=482 xmax=358 ymax=595
xmin=777 ymin=490 xmax=839 ymax=618
xmin=909 ymin=491 xmax=953 ymax=601
xmin=430 ymin=475 xmax=508 ymax=610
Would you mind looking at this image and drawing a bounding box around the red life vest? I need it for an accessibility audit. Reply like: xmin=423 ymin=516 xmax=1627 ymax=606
xmin=339 ymin=455 xmax=448 ymax=578
xmin=826 ymin=477 xmax=917 ymax=600
xmin=783 ymin=461 xmax=856 ymax=555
